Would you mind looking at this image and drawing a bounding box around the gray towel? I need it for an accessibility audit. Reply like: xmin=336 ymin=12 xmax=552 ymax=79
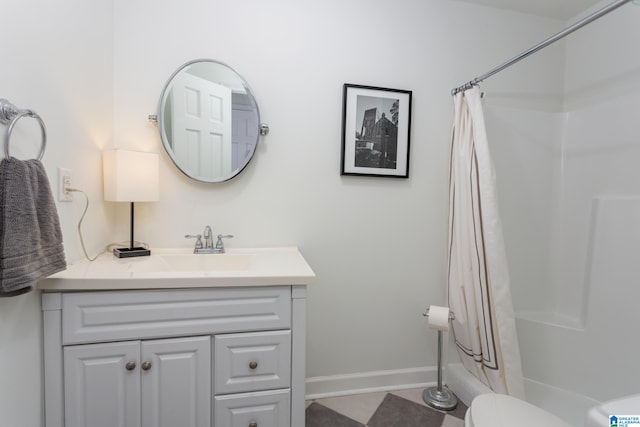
xmin=0 ymin=158 xmax=66 ymax=296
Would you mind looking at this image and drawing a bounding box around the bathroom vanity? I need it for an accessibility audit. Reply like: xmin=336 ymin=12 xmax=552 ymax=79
xmin=39 ymin=247 xmax=315 ymax=427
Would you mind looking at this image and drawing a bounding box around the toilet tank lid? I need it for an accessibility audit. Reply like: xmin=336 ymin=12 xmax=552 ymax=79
xmin=471 ymin=394 xmax=572 ymax=427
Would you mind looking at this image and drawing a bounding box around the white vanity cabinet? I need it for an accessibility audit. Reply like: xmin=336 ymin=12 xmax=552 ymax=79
xmin=42 ymin=285 xmax=308 ymax=427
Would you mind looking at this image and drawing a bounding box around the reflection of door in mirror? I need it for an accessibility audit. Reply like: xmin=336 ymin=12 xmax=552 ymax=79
xmin=232 ymin=106 xmax=259 ymax=171
xmin=171 ymin=72 xmax=232 ymax=180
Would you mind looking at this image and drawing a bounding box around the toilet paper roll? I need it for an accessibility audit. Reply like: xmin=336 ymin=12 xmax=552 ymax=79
xmin=427 ymin=305 xmax=450 ymax=332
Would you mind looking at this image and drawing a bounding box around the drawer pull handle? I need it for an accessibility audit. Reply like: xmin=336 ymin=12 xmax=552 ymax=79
xmin=141 ymin=361 xmax=152 ymax=371
xmin=249 ymin=422 xmax=258 ymax=427
xmin=125 ymin=361 xmax=136 ymax=371
xmin=249 ymin=361 xmax=258 ymax=370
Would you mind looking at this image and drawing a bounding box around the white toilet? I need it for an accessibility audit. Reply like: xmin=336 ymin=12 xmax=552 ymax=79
xmin=464 ymin=393 xmax=571 ymax=427
xmin=465 ymin=392 xmax=640 ymax=427
xmin=584 ymin=393 xmax=640 ymax=427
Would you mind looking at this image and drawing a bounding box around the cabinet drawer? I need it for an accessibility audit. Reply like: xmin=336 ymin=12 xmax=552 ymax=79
xmin=214 ymin=330 xmax=291 ymax=395
xmin=62 ymin=287 xmax=291 ymax=345
xmin=214 ymin=389 xmax=290 ymax=427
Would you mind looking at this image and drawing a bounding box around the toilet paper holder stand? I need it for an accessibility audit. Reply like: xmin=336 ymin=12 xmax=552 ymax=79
xmin=422 ymin=307 xmax=458 ymax=411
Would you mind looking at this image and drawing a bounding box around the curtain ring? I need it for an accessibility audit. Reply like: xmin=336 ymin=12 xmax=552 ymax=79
xmin=4 ymin=110 xmax=47 ymax=160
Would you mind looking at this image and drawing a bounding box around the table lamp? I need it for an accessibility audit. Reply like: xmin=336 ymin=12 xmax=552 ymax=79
xmin=103 ymin=149 xmax=160 ymax=258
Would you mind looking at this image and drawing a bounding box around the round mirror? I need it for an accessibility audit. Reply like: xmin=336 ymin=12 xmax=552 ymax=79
xmin=157 ymin=59 xmax=265 ymax=183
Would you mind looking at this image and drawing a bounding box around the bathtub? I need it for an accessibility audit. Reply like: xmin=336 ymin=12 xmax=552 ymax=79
xmin=446 ymin=363 xmax=491 ymax=407
xmin=447 ymin=363 xmax=600 ymax=427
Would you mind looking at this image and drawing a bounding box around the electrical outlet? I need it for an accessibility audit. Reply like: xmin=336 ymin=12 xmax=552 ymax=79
xmin=58 ymin=167 xmax=73 ymax=202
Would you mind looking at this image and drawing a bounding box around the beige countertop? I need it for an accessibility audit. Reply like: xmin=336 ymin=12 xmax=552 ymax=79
xmin=38 ymin=247 xmax=315 ymax=291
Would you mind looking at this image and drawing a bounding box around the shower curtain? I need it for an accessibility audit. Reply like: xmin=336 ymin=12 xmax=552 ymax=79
xmin=447 ymin=86 xmax=525 ymax=398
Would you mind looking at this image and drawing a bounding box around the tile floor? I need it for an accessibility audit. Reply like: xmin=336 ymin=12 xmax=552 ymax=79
xmin=306 ymin=388 xmax=468 ymax=427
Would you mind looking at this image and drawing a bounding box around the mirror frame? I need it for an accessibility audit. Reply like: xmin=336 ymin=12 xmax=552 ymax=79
xmin=156 ymin=59 xmax=265 ymax=183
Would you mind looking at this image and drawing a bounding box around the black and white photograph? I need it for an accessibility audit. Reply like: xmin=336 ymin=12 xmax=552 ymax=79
xmin=341 ymin=84 xmax=412 ymax=178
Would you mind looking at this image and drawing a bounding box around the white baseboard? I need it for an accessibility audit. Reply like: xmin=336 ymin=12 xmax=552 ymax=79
xmin=305 ymin=366 xmax=438 ymax=400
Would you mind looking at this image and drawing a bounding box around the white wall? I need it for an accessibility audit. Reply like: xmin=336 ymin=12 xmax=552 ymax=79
xmin=1 ymin=0 xmax=565 ymax=425
xmin=0 ymin=1 xmax=114 ymax=426
xmin=110 ymin=0 xmax=564 ymax=383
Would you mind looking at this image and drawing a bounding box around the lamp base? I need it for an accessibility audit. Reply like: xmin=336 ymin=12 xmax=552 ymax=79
xmin=113 ymin=247 xmax=151 ymax=258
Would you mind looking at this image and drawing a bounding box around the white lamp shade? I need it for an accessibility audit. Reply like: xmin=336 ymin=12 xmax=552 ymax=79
xmin=103 ymin=149 xmax=160 ymax=202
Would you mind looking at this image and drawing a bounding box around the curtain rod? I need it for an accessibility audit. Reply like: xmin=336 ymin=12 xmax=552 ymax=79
xmin=451 ymin=0 xmax=634 ymax=96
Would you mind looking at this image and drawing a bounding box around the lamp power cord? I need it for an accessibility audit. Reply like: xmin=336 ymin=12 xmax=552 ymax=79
xmin=67 ymin=188 xmax=150 ymax=262
xmin=66 ymin=188 xmax=99 ymax=261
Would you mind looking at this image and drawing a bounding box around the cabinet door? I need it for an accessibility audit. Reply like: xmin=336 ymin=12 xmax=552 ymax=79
xmin=64 ymin=341 xmax=141 ymax=427
xmin=141 ymin=336 xmax=211 ymax=427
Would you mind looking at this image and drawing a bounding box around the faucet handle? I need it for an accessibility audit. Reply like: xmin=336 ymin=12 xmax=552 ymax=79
xmin=215 ymin=234 xmax=234 ymax=251
xmin=185 ymin=234 xmax=203 ymax=249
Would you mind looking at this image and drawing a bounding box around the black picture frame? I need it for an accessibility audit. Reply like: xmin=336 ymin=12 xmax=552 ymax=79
xmin=341 ymin=84 xmax=412 ymax=178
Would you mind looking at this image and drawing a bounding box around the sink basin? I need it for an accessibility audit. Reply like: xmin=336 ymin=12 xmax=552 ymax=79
xmin=159 ymin=253 xmax=252 ymax=272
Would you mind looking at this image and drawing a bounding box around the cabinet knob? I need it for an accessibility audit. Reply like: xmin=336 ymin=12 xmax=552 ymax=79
xmin=249 ymin=361 xmax=258 ymax=370
xmin=249 ymin=422 xmax=258 ymax=427
xmin=125 ymin=361 xmax=136 ymax=371
xmin=141 ymin=361 xmax=152 ymax=371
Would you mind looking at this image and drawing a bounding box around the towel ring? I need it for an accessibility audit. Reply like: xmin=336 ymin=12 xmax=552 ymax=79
xmin=3 ymin=109 xmax=47 ymax=161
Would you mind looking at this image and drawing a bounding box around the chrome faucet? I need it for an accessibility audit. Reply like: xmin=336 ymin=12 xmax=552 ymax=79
xmin=185 ymin=226 xmax=233 ymax=254
xmin=203 ymin=225 xmax=214 ymax=249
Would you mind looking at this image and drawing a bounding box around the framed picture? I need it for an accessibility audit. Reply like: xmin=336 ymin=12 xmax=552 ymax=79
xmin=341 ymin=84 xmax=412 ymax=178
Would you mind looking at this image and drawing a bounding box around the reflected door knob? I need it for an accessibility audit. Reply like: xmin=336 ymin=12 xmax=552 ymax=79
xmin=249 ymin=422 xmax=258 ymax=427
xmin=141 ymin=361 xmax=152 ymax=371
xmin=125 ymin=362 xmax=136 ymax=371
xmin=249 ymin=361 xmax=258 ymax=370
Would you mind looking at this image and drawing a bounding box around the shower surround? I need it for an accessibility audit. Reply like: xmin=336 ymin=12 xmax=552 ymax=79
xmin=479 ymin=12 xmax=640 ymax=420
